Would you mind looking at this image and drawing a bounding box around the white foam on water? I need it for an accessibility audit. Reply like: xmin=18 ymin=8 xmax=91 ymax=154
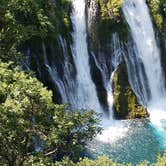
xmin=149 ymin=104 xmax=166 ymax=129
xmin=71 ymin=0 xmax=166 ymax=148
xmin=96 ymin=120 xmax=130 ymax=143
xmin=148 ymin=99 xmax=166 ymax=143
xmin=123 ymin=0 xmax=166 ymax=147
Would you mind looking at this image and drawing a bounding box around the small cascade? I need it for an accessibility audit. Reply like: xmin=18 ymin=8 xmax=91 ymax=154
xmin=58 ymin=36 xmax=78 ymax=106
xmin=108 ymin=34 xmax=123 ymax=118
xmin=123 ymin=41 xmax=149 ymax=105
xmin=42 ymin=41 xmax=67 ymax=103
xmin=91 ymin=33 xmax=122 ymax=119
xmin=123 ymin=0 xmax=166 ymax=133
xmin=41 ymin=36 xmax=77 ymax=105
xmin=92 ymin=33 xmax=129 ymax=143
xmin=71 ymin=0 xmax=102 ymax=111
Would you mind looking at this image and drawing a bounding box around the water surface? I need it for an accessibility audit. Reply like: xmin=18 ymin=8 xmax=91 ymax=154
xmin=87 ymin=120 xmax=166 ymax=165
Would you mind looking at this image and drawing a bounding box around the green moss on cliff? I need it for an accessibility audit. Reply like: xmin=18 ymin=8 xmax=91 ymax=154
xmin=97 ymin=0 xmax=124 ymax=19
xmin=113 ymin=63 xmax=149 ymax=119
xmin=147 ymin=0 xmax=166 ymax=34
xmin=97 ymin=0 xmax=129 ymax=45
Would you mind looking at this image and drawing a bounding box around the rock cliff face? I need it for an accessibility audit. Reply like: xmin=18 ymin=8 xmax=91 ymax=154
xmin=22 ymin=0 xmax=166 ymax=119
xmin=113 ymin=63 xmax=149 ymax=119
xmin=86 ymin=0 xmax=148 ymax=118
xmin=23 ymin=37 xmax=76 ymax=104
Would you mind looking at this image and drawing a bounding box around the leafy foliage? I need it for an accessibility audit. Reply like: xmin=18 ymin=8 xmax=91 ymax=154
xmin=0 ymin=0 xmax=72 ymax=61
xmin=97 ymin=0 xmax=124 ymax=20
xmin=96 ymin=0 xmax=128 ymax=45
xmin=26 ymin=154 xmax=166 ymax=166
xmin=0 ymin=61 xmax=101 ymax=166
xmin=147 ymin=0 xmax=166 ymax=33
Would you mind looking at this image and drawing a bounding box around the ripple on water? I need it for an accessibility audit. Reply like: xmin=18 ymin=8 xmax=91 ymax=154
xmin=86 ymin=119 xmax=165 ymax=165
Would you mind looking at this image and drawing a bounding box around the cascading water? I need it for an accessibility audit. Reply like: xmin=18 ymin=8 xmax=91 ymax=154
xmin=123 ymin=41 xmax=149 ymax=105
xmin=56 ymin=0 xmax=166 ymax=163
xmin=92 ymin=33 xmax=129 ymax=143
xmin=123 ymin=0 xmax=165 ymax=101
xmin=71 ymin=0 xmax=101 ymax=111
xmin=123 ymin=0 xmax=166 ymax=139
xmin=70 ymin=0 xmax=130 ymax=143
xmin=43 ymin=36 xmax=77 ymax=105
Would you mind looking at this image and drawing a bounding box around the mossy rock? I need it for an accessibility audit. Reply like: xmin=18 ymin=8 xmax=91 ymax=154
xmin=147 ymin=0 xmax=166 ymax=34
xmin=87 ymin=0 xmax=129 ymax=51
xmin=127 ymin=105 xmax=149 ymax=119
xmin=113 ymin=63 xmax=149 ymax=119
xmin=96 ymin=0 xmax=129 ymax=45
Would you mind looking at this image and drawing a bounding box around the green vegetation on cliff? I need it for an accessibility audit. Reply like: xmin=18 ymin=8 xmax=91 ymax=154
xmin=97 ymin=0 xmax=124 ymax=19
xmin=113 ymin=63 xmax=148 ymax=119
xmin=0 ymin=0 xmax=72 ymax=62
xmin=0 ymin=0 xmax=74 ymax=103
xmin=147 ymin=0 xmax=166 ymax=33
xmin=97 ymin=0 xmax=128 ymax=45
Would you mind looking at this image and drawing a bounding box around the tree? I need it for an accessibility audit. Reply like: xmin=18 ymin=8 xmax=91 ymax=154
xmin=0 ymin=61 xmax=101 ymax=166
xmin=0 ymin=0 xmax=52 ymax=61
xmin=0 ymin=0 xmax=72 ymax=61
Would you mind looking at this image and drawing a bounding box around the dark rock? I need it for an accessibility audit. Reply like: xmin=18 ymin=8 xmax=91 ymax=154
xmin=113 ymin=62 xmax=149 ymax=119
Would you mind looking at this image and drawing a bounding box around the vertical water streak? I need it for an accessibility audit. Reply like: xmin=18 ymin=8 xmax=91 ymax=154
xmin=58 ymin=36 xmax=78 ymax=106
xmin=42 ymin=36 xmax=77 ymax=105
xmin=71 ymin=0 xmax=102 ymax=111
xmin=123 ymin=41 xmax=149 ymax=105
xmin=41 ymin=41 xmax=68 ymax=103
xmin=123 ymin=0 xmax=166 ymax=133
xmin=108 ymin=33 xmax=123 ymax=118
xmin=92 ymin=33 xmax=123 ymax=120
xmin=123 ymin=0 xmax=165 ymax=102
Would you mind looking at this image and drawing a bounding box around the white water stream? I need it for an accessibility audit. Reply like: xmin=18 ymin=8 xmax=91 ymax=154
xmin=123 ymin=0 xmax=166 ymax=138
xmin=71 ymin=0 xmax=101 ymax=111
xmin=70 ymin=0 xmax=131 ymax=143
xmin=70 ymin=0 xmax=166 ymax=146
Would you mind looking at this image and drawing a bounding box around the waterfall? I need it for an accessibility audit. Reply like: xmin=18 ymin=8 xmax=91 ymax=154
xmin=39 ymin=36 xmax=78 ymax=105
xmin=123 ymin=0 xmax=165 ymax=101
xmin=108 ymin=33 xmax=123 ymax=117
xmin=69 ymin=0 xmax=130 ymax=143
xmin=92 ymin=33 xmax=130 ymax=143
xmin=71 ymin=0 xmax=102 ymax=111
xmin=91 ymin=33 xmax=123 ymax=119
xmin=123 ymin=0 xmax=166 ymax=130
xmin=123 ymin=40 xmax=149 ymax=105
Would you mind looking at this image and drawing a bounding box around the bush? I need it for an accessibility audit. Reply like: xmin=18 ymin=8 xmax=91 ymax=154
xmin=0 ymin=61 xmax=102 ymax=166
xmin=32 ymin=154 xmax=166 ymax=166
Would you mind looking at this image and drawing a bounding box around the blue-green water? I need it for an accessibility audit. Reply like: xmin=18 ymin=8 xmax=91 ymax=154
xmin=87 ymin=120 xmax=166 ymax=165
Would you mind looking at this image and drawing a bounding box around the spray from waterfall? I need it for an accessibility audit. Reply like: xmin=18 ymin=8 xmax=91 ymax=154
xmin=70 ymin=0 xmax=130 ymax=143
